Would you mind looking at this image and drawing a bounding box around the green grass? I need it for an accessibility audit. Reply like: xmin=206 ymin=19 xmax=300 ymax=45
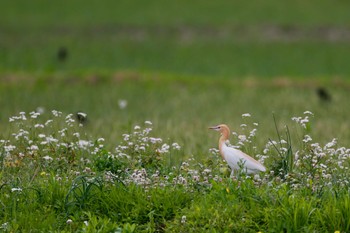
xmin=1 ymin=77 xmax=350 ymax=231
xmin=1 ymin=76 xmax=350 ymax=151
xmin=2 ymin=0 xmax=350 ymax=28
xmin=1 ymin=0 xmax=350 ymax=232
xmin=2 ymin=40 xmax=350 ymax=77
xmin=1 ymin=110 xmax=350 ymax=232
xmin=2 ymin=0 xmax=350 ymax=77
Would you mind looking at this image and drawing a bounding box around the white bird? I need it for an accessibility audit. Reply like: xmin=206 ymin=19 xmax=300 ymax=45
xmin=209 ymin=124 xmax=266 ymax=176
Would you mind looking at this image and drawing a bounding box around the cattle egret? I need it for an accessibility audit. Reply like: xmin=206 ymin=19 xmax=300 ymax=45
xmin=209 ymin=124 xmax=266 ymax=176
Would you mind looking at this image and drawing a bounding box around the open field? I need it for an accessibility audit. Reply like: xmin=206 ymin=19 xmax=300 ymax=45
xmin=1 ymin=76 xmax=350 ymax=154
xmin=2 ymin=0 xmax=350 ymax=77
xmin=1 ymin=0 xmax=350 ymax=232
xmin=2 ymin=76 xmax=350 ymax=232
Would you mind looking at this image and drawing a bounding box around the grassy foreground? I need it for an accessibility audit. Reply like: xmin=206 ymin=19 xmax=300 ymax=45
xmin=2 ymin=0 xmax=350 ymax=231
xmin=0 ymin=102 xmax=350 ymax=232
xmin=0 ymin=77 xmax=350 ymax=232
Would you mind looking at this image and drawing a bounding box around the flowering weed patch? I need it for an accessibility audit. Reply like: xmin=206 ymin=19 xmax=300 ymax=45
xmin=0 ymin=110 xmax=349 ymax=232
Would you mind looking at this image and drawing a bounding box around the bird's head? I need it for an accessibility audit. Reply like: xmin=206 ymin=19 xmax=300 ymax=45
xmin=209 ymin=124 xmax=230 ymax=137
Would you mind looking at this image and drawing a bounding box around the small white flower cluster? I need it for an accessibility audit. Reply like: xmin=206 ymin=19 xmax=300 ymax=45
xmin=9 ymin=111 xmax=27 ymax=122
xmin=127 ymin=168 xmax=151 ymax=186
xmin=264 ymin=111 xmax=350 ymax=191
xmin=293 ymin=134 xmax=349 ymax=190
xmin=114 ymin=121 xmax=181 ymax=161
xmin=291 ymin=111 xmax=313 ymax=129
xmin=226 ymin=114 xmax=260 ymax=158
xmin=11 ymin=187 xmax=22 ymax=192
xmin=4 ymin=109 xmax=350 ymax=198
xmin=1 ymin=110 xmax=102 ymax=177
xmin=173 ymin=159 xmax=222 ymax=189
xmin=181 ymin=215 xmax=187 ymax=224
xmin=120 ymin=154 xmax=224 ymax=191
xmin=0 ymin=222 xmax=9 ymax=230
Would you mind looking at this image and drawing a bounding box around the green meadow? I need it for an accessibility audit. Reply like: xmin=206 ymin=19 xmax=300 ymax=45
xmin=1 ymin=0 xmax=350 ymax=232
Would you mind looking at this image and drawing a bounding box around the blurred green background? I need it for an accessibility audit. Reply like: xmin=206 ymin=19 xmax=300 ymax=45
xmin=1 ymin=0 xmax=350 ymax=76
xmin=1 ymin=0 xmax=350 ymax=154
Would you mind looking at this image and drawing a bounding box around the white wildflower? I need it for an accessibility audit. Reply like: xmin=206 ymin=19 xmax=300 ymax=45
xmin=238 ymin=135 xmax=247 ymax=142
xmin=172 ymin=142 xmax=181 ymax=150
xmin=303 ymin=111 xmax=313 ymax=115
xmin=202 ymin=168 xmax=211 ymax=175
xmin=36 ymin=107 xmax=45 ymax=114
xmin=45 ymin=120 xmax=53 ymax=126
xmin=78 ymin=140 xmax=90 ymax=149
xmin=254 ymin=174 xmax=261 ymax=181
xmin=157 ymin=144 xmax=170 ymax=153
xmin=4 ymin=145 xmax=16 ymax=152
xmin=0 ymin=222 xmax=9 ymax=230
xmin=123 ymin=134 xmax=130 ymax=141
xmin=291 ymin=116 xmax=301 ymax=123
xmin=249 ymin=129 xmax=257 ymax=137
xmin=19 ymin=112 xmax=27 ymax=120
xmin=11 ymin=188 xmax=22 ymax=192
xmin=30 ymin=111 xmax=40 ymax=119
xmin=303 ymin=135 xmax=312 ymax=143
xmin=118 ymin=99 xmax=128 ymax=109
xmin=150 ymin=137 xmax=162 ymax=144
xmin=30 ymin=145 xmax=39 ymax=151
xmin=209 ymin=148 xmax=219 ymax=155
xmin=325 ymin=138 xmax=337 ymax=148
xmin=43 ymin=155 xmax=53 ymax=161
xmin=65 ymin=114 xmax=74 ymax=120
xmin=45 ymin=136 xmax=58 ymax=143
xmin=34 ymin=124 xmax=44 ymax=128
xmin=300 ymin=116 xmax=309 ymax=126
xmin=181 ymin=215 xmax=187 ymax=224
xmin=242 ymin=113 xmax=251 ymax=118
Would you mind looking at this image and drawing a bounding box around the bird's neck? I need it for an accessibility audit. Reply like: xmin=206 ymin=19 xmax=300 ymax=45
xmin=218 ymin=130 xmax=230 ymax=160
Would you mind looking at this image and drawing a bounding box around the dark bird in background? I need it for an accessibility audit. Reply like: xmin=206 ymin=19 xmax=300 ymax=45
xmin=76 ymin=112 xmax=88 ymax=125
xmin=57 ymin=47 xmax=68 ymax=62
xmin=316 ymin=87 xmax=332 ymax=102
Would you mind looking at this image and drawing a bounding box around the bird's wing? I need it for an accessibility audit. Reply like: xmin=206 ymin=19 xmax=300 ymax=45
xmin=224 ymin=147 xmax=266 ymax=172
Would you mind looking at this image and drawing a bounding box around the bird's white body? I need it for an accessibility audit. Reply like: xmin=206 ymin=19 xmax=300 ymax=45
xmin=209 ymin=124 xmax=266 ymax=176
xmin=220 ymin=141 xmax=266 ymax=175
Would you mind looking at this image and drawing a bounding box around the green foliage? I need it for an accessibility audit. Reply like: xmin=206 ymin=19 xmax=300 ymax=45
xmin=94 ymin=149 xmax=126 ymax=178
xmin=0 ymin=109 xmax=350 ymax=232
xmin=268 ymin=115 xmax=294 ymax=178
xmin=1 ymin=1 xmax=350 ymax=231
xmin=2 ymin=0 xmax=350 ymax=77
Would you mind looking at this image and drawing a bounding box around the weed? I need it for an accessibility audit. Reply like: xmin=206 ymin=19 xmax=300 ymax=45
xmin=0 ymin=110 xmax=350 ymax=232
